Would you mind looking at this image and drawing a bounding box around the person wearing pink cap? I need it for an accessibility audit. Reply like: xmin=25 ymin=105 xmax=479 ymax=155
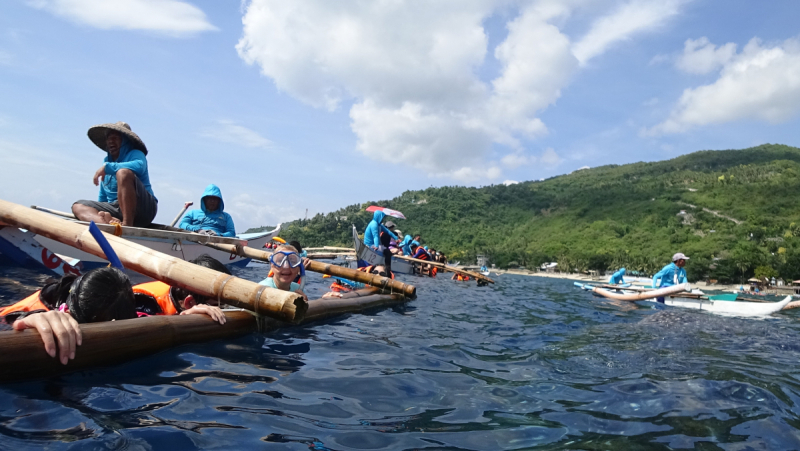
xmin=652 ymin=253 xmax=690 ymax=303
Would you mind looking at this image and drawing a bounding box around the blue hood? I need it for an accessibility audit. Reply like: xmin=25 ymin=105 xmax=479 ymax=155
xmin=372 ymin=210 xmax=386 ymax=224
xmin=200 ymin=184 xmax=224 ymax=214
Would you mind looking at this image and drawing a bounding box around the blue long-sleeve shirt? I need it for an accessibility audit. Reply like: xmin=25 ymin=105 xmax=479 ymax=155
xmin=178 ymin=184 xmax=236 ymax=237
xmin=363 ymin=211 xmax=398 ymax=248
xmin=99 ymin=137 xmax=155 ymax=203
xmin=652 ymin=263 xmax=687 ymax=288
xmin=609 ymin=268 xmax=626 ymax=285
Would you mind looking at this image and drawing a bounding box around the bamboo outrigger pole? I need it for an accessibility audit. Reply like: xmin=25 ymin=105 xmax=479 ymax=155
xmin=592 ymin=283 xmax=690 ymax=301
xmin=393 ymin=254 xmax=495 ymax=284
xmin=0 ymin=289 xmax=406 ymax=382
xmin=204 ymin=242 xmax=417 ymax=299
xmin=0 ymin=199 xmax=307 ymax=323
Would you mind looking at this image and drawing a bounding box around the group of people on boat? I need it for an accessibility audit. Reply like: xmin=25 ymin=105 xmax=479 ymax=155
xmin=608 ymin=252 xmax=690 ymax=303
xmin=362 ymin=210 xmax=448 ymax=278
xmin=70 ymin=121 xmax=237 ymax=237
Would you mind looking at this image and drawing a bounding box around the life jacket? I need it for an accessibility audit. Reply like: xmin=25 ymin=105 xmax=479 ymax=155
xmin=329 ymin=281 xmax=352 ymax=293
xmin=456 ymin=273 xmax=469 ymax=281
xmin=0 ymin=291 xmax=49 ymax=317
xmin=358 ymin=265 xmax=395 ymax=279
xmin=132 ymin=281 xmax=179 ymax=316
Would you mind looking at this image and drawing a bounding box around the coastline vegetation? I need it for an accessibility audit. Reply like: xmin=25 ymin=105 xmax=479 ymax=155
xmin=248 ymin=144 xmax=800 ymax=284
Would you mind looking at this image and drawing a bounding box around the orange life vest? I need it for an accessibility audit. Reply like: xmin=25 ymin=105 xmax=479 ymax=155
xmin=456 ymin=274 xmax=469 ymax=281
xmin=132 ymin=281 xmax=179 ymax=316
xmin=0 ymin=291 xmax=49 ymax=317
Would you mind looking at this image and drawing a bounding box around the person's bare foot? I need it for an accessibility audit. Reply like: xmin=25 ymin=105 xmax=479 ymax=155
xmin=97 ymin=211 xmax=114 ymax=224
xmin=109 ymin=218 xmax=123 ymax=226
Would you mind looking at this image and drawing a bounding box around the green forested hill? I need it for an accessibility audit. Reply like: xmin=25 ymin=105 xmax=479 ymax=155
xmin=248 ymin=144 xmax=800 ymax=283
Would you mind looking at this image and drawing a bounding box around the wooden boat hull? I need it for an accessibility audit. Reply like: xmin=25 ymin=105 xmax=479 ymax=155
xmin=352 ymin=226 xmax=414 ymax=274
xmin=29 ymin=226 xmax=281 ymax=269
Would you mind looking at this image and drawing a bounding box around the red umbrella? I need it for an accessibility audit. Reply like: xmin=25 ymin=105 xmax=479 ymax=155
xmin=365 ymin=205 xmax=406 ymax=220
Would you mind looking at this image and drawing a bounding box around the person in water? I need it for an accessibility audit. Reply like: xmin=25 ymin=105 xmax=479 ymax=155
xmin=132 ymin=254 xmax=229 ymax=323
xmin=178 ymin=184 xmax=236 ymax=237
xmin=609 ymin=268 xmax=626 ymax=285
xmin=72 ymin=122 xmax=158 ymax=227
xmin=1 ymin=261 xmax=228 ymax=365
xmin=652 ymin=253 xmax=689 ymax=303
xmin=259 ymin=244 xmax=309 ymax=301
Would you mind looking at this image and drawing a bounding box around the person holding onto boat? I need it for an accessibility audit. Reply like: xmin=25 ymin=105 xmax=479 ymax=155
xmin=177 ymin=184 xmax=236 ymax=237
xmin=131 ymin=254 xmax=229 ymax=323
xmin=72 ymin=122 xmax=158 ymax=228
xmin=398 ymin=234 xmax=414 ymax=256
xmin=652 ymin=253 xmax=689 ymax=303
xmin=609 ymin=268 xmax=627 ymax=285
xmin=259 ymin=244 xmax=309 ymax=301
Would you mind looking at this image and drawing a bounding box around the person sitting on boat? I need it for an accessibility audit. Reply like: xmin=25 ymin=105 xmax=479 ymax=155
xmin=410 ymin=243 xmax=437 ymax=276
xmin=364 ymin=211 xmax=398 ymax=250
xmin=609 ymin=268 xmax=626 ymax=285
xmin=178 ymin=184 xmax=236 ymax=237
xmin=72 ymin=122 xmax=158 ymax=228
xmin=131 ymin=254 xmax=229 ymax=324
xmin=652 ymin=253 xmax=689 ymax=303
xmin=259 ymin=244 xmax=309 ymax=301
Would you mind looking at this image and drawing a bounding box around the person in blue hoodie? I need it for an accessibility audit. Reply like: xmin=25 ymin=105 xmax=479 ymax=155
xmin=178 ymin=184 xmax=236 ymax=237
xmin=72 ymin=122 xmax=158 ymax=227
xmin=399 ymin=235 xmax=413 ymax=256
xmin=609 ymin=268 xmax=626 ymax=285
xmin=363 ymin=210 xmax=398 ymax=270
xmin=652 ymin=253 xmax=689 ymax=303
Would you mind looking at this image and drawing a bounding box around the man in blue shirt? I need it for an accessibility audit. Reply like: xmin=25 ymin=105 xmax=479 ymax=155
xmin=652 ymin=253 xmax=689 ymax=303
xmin=178 ymin=184 xmax=236 ymax=237
xmin=72 ymin=122 xmax=157 ymax=227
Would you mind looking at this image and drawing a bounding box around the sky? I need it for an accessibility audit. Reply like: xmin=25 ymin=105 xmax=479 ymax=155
xmin=2 ymin=0 xmax=800 ymax=231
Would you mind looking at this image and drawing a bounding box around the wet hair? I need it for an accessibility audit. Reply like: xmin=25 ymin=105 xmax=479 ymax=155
xmin=67 ymin=267 xmax=137 ymax=324
xmin=289 ymin=241 xmax=304 ymax=253
xmin=38 ymin=274 xmax=80 ymax=310
xmin=169 ymin=254 xmax=231 ymax=309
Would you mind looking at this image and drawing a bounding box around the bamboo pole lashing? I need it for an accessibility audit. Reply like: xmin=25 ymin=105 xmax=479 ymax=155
xmin=0 ymin=199 xmax=306 ymax=322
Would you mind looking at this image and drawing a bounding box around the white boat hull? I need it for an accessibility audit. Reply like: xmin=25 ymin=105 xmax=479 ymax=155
xmin=650 ymin=295 xmax=792 ymax=316
xmin=29 ymin=226 xmax=281 ymax=269
xmin=352 ymin=226 xmax=414 ymax=274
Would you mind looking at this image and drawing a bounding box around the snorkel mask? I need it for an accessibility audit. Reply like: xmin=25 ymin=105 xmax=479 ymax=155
xmin=269 ymin=251 xmax=306 ymax=277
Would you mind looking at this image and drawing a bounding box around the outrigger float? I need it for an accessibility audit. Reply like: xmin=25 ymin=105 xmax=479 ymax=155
xmin=575 ymin=282 xmax=792 ymax=316
xmin=0 ymin=205 xmax=281 ymax=276
xmin=0 ymin=198 xmax=417 ymax=381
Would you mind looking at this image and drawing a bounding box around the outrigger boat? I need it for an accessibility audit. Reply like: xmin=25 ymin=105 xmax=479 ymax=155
xmin=575 ymin=282 xmax=792 ymax=316
xmin=352 ymin=225 xmax=414 ymax=274
xmin=0 ymin=206 xmax=281 ymax=275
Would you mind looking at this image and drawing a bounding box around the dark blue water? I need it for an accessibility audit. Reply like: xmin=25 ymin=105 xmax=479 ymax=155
xmin=2 ymin=265 xmax=800 ymax=450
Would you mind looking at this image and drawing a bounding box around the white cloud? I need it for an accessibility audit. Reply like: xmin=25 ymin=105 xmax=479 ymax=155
xmin=643 ymin=97 xmax=659 ymax=106
xmin=676 ymin=37 xmax=736 ymax=74
xmin=237 ymin=0 xmax=686 ymax=180
xmin=27 ymin=0 xmax=216 ymax=35
xmin=201 ymin=120 xmax=272 ymax=149
xmin=646 ymin=37 xmax=800 ymax=135
xmin=501 ymin=151 xmax=534 ymax=168
xmin=540 ymin=147 xmax=563 ymax=167
xmin=572 ymin=0 xmax=687 ymax=65
xmin=226 ymin=192 xmax=303 ymax=229
xmin=503 ymin=180 xmax=519 ymax=186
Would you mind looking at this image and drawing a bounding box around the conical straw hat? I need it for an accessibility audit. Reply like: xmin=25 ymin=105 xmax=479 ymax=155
xmin=88 ymin=121 xmax=148 ymax=155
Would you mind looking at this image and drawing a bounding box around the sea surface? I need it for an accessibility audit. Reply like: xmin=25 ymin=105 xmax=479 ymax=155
xmin=1 ymin=265 xmax=800 ymax=450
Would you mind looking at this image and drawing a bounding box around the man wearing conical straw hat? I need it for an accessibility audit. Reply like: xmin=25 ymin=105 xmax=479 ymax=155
xmin=72 ymin=122 xmax=158 ymax=227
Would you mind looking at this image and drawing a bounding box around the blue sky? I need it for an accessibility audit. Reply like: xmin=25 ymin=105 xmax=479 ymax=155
xmin=2 ymin=0 xmax=799 ymax=231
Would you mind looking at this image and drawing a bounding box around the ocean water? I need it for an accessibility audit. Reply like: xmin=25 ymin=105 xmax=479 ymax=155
xmin=1 ymin=265 xmax=800 ymax=450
